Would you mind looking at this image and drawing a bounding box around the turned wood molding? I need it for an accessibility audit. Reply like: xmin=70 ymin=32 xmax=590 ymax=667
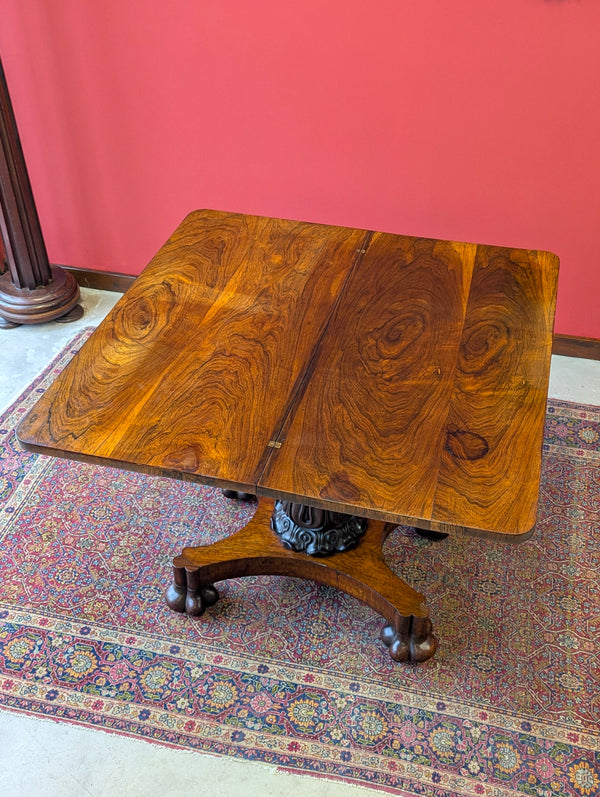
xmin=61 ymin=265 xmax=600 ymax=362
xmin=0 ymin=55 xmax=81 ymax=326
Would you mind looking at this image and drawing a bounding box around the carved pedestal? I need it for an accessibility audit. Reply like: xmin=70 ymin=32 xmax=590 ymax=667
xmin=166 ymin=497 xmax=438 ymax=663
xmin=271 ymin=500 xmax=367 ymax=556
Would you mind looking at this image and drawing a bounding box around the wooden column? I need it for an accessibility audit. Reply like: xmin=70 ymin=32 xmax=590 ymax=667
xmin=0 ymin=55 xmax=82 ymax=328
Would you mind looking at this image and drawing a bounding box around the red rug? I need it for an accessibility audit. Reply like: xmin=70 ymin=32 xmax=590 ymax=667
xmin=1 ymin=329 xmax=599 ymax=797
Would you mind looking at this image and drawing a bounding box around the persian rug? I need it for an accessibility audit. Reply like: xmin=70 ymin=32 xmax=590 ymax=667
xmin=1 ymin=329 xmax=599 ymax=797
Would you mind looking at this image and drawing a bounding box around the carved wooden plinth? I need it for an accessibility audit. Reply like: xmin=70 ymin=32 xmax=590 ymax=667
xmin=0 ymin=267 xmax=82 ymax=326
xmin=166 ymin=498 xmax=438 ymax=663
xmin=271 ymin=500 xmax=367 ymax=556
xmin=0 ymin=55 xmax=82 ymax=327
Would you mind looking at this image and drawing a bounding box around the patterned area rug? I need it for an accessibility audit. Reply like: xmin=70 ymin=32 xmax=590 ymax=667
xmin=1 ymin=329 xmax=599 ymax=797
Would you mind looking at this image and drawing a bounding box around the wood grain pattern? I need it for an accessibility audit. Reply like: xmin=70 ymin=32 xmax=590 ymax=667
xmin=259 ymin=234 xmax=477 ymax=524
xmin=432 ymin=247 xmax=559 ymax=534
xmin=17 ymin=210 xmax=367 ymax=492
xmin=60 ymin=269 xmax=598 ymax=365
xmin=167 ymin=498 xmax=437 ymax=662
xmin=17 ymin=210 xmax=559 ymax=538
xmin=259 ymin=237 xmax=558 ymax=537
xmin=173 ymin=498 xmax=429 ymax=622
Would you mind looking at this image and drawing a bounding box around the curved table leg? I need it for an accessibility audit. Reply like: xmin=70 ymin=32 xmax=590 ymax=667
xmin=166 ymin=498 xmax=438 ymax=663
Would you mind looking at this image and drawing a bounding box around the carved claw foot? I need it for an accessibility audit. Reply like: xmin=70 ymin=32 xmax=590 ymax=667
xmin=381 ymin=616 xmax=438 ymax=662
xmin=165 ymin=565 xmax=219 ymax=616
xmin=222 ymin=489 xmax=255 ymax=501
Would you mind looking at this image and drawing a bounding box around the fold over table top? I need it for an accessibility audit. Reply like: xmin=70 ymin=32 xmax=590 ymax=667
xmin=17 ymin=210 xmax=559 ymax=538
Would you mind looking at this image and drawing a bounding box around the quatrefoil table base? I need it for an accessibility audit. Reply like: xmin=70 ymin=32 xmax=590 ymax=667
xmin=165 ymin=497 xmax=438 ymax=663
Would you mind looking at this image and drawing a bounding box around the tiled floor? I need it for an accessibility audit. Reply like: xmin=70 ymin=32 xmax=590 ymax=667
xmin=1 ymin=288 xmax=599 ymax=796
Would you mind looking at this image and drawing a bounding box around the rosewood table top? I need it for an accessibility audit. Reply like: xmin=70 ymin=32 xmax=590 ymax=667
xmin=17 ymin=209 xmax=559 ymax=540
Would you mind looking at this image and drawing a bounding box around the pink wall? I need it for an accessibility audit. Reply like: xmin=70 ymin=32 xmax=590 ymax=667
xmin=1 ymin=0 xmax=599 ymax=337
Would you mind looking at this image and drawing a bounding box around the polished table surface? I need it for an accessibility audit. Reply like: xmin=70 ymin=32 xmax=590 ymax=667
xmin=18 ymin=209 xmax=559 ymax=539
xmin=16 ymin=210 xmax=559 ymax=662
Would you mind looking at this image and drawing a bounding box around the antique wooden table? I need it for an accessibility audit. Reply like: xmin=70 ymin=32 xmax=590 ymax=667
xmin=17 ymin=210 xmax=559 ymax=662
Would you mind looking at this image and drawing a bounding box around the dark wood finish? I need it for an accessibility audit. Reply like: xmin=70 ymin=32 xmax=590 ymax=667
xmin=0 ymin=56 xmax=81 ymax=325
xmin=16 ymin=209 xmax=560 ymax=662
xmin=552 ymin=334 xmax=600 ymax=361
xmin=0 ymin=54 xmax=51 ymax=291
xmin=0 ymin=264 xmax=82 ymax=325
xmin=381 ymin=617 xmax=437 ymax=663
xmin=271 ymin=499 xmax=368 ymax=556
xmin=167 ymin=498 xmax=437 ymax=663
xmin=63 ymin=265 xmax=136 ymax=294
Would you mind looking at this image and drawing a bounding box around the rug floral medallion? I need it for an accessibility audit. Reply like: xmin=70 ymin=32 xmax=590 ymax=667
xmin=1 ymin=330 xmax=599 ymax=797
